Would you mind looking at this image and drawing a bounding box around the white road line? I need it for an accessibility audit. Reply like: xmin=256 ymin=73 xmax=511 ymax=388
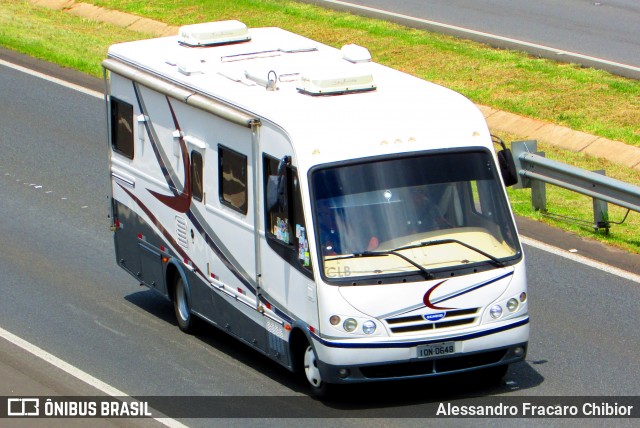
xmin=0 ymin=326 xmax=187 ymax=428
xmin=315 ymin=0 xmax=640 ymax=75
xmin=521 ymin=236 xmax=640 ymax=284
xmin=0 ymin=58 xmax=103 ymax=99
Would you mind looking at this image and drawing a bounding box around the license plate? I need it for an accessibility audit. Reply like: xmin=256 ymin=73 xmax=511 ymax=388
xmin=417 ymin=341 xmax=456 ymax=359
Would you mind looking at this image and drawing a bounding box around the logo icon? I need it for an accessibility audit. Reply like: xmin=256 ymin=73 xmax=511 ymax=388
xmin=7 ymin=398 xmax=40 ymax=416
xmin=424 ymin=312 xmax=446 ymax=322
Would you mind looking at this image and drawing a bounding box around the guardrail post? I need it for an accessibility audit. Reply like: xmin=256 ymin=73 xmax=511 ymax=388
xmin=511 ymin=140 xmax=538 ymax=190
xmin=511 ymin=140 xmax=547 ymax=211
xmin=592 ymin=170 xmax=610 ymax=233
xmin=531 ymin=172 xmax=547 ymax=212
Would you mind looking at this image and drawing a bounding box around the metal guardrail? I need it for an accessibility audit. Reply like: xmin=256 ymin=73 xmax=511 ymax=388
xmin=511 ymin=140 xmax=640 ymax=232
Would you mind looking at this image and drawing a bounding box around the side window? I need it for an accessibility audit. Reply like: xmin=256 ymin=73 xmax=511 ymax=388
xmin=191 ymin=151 xmax=203 ymax=202
xmin=219 ymin=145 xmax=248 ymax=214
xmin=264 ymin=155 xmax=312 ymax=272
xmin=110 ymin=97 xmax=134 ymax=159
xmin=265 ymin=156 xmax=291 ymax=243
xmin=292 ymin=173 xmax=311 ymax=270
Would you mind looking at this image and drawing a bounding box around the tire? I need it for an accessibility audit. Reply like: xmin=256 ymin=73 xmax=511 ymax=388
xmin=302 ymin=344 xmax=333 ymax=399
xmin=173 ymin=275 xmax=194 ymax=333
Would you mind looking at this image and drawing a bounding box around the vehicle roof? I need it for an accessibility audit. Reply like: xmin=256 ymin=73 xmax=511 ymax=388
xmin=107 ymin=25 xmax=493 ymax=170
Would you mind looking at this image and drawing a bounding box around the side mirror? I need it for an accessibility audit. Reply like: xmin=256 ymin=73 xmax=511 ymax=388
xmin=498 ymin=148 xmax=518 ymax=187
xmin=277 ymin=155 xmax=290 ymax=176
xmin=493 ymin=136 xmax=518 ymax=187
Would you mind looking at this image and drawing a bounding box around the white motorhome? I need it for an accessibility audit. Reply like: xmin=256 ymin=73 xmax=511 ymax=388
xmin=103 ymin=20 xmax=528 ymax=395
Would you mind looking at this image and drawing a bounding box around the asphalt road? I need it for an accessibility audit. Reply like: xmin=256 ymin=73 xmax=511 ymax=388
xmin=1 ymin=54 xmax=639 ymax=425
xmin=305 ymin=0 xmax=640 ymax=78
xmin=0 ymin=336 xmax=162 ymax=427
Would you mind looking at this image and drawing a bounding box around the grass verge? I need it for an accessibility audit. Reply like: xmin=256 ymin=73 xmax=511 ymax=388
xmin=0 ymin=0 xmax=142 ymax=76
xmin=1 ymin=0 xmax=639 ymax=254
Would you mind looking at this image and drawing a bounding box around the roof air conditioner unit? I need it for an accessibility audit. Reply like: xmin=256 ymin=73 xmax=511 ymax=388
xmin=178 ymin=20 xmax=250 ymax=47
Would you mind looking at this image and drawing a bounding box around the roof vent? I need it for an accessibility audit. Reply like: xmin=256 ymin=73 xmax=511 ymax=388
xmin=177 ymin=57 xmax=204 ymax=75
xmin=178 ymin=20 xmax=250 ymax=47
xmin=297 ymin=68 xmax=376 ymax=96
xmin=341 ymin=44 xmax=372 ymax=63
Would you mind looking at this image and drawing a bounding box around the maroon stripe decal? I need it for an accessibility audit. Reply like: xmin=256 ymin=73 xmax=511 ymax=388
xmin=147 ymin=97 xmax=192 ymax=213
xmin=120 ymin=185 xmax=190 ymax=262
xmin=422 ymin=280 xmax=455 ymax=310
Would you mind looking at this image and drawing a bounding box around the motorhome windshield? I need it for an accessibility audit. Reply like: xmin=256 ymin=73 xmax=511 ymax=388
xmin=311 ymin=149 xmax=521 ymax=283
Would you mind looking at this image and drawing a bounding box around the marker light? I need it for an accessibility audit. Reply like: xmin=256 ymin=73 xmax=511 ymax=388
xmin=490 ymin=305 xmax=503 ymax=319
xmin=520 ymin=292 xmax=527 ymax=303
xmin=343 ymin=318 xmax=357 ymax=332
xmin=329 ymin=315 xmax=341 ymax=326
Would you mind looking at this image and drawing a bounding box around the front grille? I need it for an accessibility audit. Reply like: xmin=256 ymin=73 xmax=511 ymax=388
xmin=360 ymin=349 xmax=507 ymax=379
xmin=385 ymin=308 xmax=479 ymax=334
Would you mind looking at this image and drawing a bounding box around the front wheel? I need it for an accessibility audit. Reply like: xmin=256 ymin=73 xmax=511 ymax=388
xmin=173 ymin=276 xmax=194 ymax=333
xmin=302 ymin=344 xmax=333 ymax=399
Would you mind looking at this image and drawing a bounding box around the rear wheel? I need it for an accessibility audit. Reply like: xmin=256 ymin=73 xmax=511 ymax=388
xmin=173 ymin=276 xmax=194 ymax=333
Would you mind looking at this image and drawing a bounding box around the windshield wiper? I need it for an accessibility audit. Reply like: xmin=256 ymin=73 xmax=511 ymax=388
xmin=326 ymin=239 xmax=504 ymax=281
xmin=391 ymin=239 xmax=506 ymax=268
xmin=328 ymin=250 xmax=435 ymax=280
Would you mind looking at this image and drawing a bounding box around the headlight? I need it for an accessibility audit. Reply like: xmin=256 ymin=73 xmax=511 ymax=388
xmin=490 ymin=305 xmax=503 ymax=319
xmin=362 ymin=320 xmax=376 ymax=335
xmin=506 ymin=298 xmax=519 ymax=312
xmin=343 ymin=318 xmax=357 ymax=332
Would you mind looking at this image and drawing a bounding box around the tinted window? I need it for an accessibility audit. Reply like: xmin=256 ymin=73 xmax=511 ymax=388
xmin=219 ymin=145 xmax=247 ymax=214
xmin=110 ymin=97 xmax=134 ymax=159
xmin=191 ymin=151 xmax=203 ymax=202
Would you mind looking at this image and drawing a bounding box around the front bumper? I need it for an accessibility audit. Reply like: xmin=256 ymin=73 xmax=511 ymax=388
xmin=311 ymin=318 xmax=529 ymax=384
